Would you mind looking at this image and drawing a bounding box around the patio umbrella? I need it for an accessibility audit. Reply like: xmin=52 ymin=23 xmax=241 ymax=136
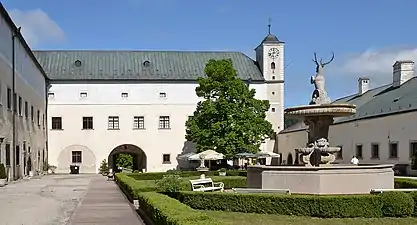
xmin=235 ymin=152 xmax=256 ymax=158
xmin=188 ymin=150 xmax=224 ymax=169
xmin=254 ymin=151 xmax=281 ymax=158
xmin=176 ymin=152 xmax=197 ymax=160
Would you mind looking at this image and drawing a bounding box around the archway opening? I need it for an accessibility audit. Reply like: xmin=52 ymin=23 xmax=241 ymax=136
xmin=108 ymin=144 xmax=147 ymax=172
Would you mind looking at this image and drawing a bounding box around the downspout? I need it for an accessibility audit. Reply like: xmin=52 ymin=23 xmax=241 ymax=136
xmin=11 ymin=27 xmax=21 ymax=180
xmin=45 ymin=81 xmax=51 ymax=172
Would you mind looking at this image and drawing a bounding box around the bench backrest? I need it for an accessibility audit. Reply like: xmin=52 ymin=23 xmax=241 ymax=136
xmin=189 ymin=178 xmax=214 ymax=186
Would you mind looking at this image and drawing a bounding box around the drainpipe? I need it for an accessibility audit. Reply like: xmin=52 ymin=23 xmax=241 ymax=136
xmin=45 ymin=82 xmax=51 ymax=172
xmin=12 ymin=27 xmax=21 ymax=180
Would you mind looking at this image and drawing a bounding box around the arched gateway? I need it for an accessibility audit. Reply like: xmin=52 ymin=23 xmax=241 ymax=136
xmin=108 ymin=144 xmax=147 ymax=172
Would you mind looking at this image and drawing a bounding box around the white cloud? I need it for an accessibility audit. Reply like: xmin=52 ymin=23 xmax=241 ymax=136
xmin=332 ymin=47 xmax=417 ymax=85
xmin=9 ymin=8 xmax=65 ymax=48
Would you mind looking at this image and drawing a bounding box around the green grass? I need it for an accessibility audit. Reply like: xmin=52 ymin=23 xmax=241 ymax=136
xmin=203 ymin=210 xmax=417 ymax=225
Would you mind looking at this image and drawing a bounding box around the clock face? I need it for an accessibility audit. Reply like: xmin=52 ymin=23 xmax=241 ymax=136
xmin=268 ymin=48 xmax=279 ymax=59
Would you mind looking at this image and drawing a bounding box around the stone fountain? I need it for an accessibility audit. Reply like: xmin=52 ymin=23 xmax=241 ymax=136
xmin=246 ymin=53 xmax=394 ymax=195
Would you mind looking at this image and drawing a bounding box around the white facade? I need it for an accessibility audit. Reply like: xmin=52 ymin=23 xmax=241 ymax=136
xmin=0 ymin=10 xmax=47 ymax=180
xmin=48 ymin=82 xmax=270 ymax=173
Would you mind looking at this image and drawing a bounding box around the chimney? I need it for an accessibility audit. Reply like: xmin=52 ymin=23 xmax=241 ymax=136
xmin=393 ymin=60 xmax=415 ymax=87
xmin=358 ymin=77 xmax=370 ymax=95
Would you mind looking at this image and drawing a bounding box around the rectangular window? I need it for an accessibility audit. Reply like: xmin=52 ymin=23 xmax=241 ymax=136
xmin=121 ymin=92 xmax=128 ymax=98
xmin=72 ymin=151 xmax=82 ymax=163
xmin=158 ymin=116 xmax=170 ymax=129
xmin=162 ymin=154 xmax=171 ymax=164
xmin=18 ymin=96 xmax=22 ymax=115
xmin=336 ymin=145 xmax=343 ymax=159
xmin=37 ymin=110 xmax=40 ymax=126
xmin=48 ymin=92 xmax=55 ymax=99
xmin=31 ymin=106 xmax=34 ymax=122
xmin=133 ymin=116 xmax=145 ymax=130
xmin=7 ymin=88 xmax=11 ymax=109
xmin=5 ymin=144 xmax=10 ymax=166
xmin=15 ymin=145 xmax=20 ymax=165
xmin=355 ymin=144 xmax=363 ymax=159
xmin=51 ymin=117 xmax=62 ymax=130
xmin=389 ymin=142 xmax=398 ymax=158
xmin=410 ymin=142 xmax=417 ymax=159
xmin=79 ymin=92 xmax=88 ymax=98
xmin=24 ymin=101 xmax=28 ymax=118
xmin=82 ymin=117 xmax=94 ymax=130
xmin=42 ymin=114 xmax=45 ymax=129
xmin=159 ymin=92 xmax=167 ymax=98
xmin=108 ymin=116 xmax=119 ymax=130
xmin=13 ymin=93 xmax=17 ymax=113
xmin=371 ymin=144 xmax=379 ymax=159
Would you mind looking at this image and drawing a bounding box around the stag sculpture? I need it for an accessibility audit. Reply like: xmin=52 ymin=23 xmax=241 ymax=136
xmin=309 ymin=52 xmax=334 ymax=105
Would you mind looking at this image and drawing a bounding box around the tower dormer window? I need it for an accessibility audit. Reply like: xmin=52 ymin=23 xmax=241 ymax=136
xmin=271 ymin=62 xmax=276 ymax=70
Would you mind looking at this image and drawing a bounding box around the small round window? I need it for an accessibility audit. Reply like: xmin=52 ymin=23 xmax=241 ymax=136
xmin=143 ymin=61 xmax=151 ymax=67
xmin=74 ymin=60 xmax=82 ymax=67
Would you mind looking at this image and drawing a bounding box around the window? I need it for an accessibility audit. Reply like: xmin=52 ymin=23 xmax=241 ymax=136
xmin=272 ymin=92 xmax=275 ymax=95
xmin=51 ymin=117 xmax=62 ymax=130
xmin=37 ymin=110 xmax=40 ymax=126
xmin=272 ymin=76 xmax=275 ymax=80
xmin=158 ymin=116 xmax=170 ymax=129
xmin=410 ymin=142 xmax=417 ymax=159
xmin=371 ymin=144 xmax=379 ymax=159
xmin=389 ymin=142 xmax=398 ymax=158
xmin=15 ymin=145 xmax=20 ymax=165
xmin=82 ymin=117 xmax=94 ymax=130
xmin=355 ymin=145 xmax=363 ymax=159
xmin=31 ymin=106 xmax=34 ymax=122
xmin=271 ymin=62 xmax=276 ymax=70
xmin=271 ymin=108 xmax=276 ymax=112
xmin=337 ymin=145 xmax=343 ymax=159
xmin=121 ymin=92 xmax=128 ymax=98
xmin=159 ymin=92 xmax=167 ymax=98
xmin=24 ymin=101 xmax=28 ymax=118
xmin=162 ymin=154 xmax=171 ymax=164
xmin=48 ymin=92 xmax=55 ymax=99
xmin=13 ymin=93 xmax=16 ymax=112
xmin=79 ymin=92 xmax=88 ymax=98
xmin=72 ymin=151 xmax=82 ymax=163
xmin=7 ymin=88 xmax=11 ymax=109
xmin=18 ymin=96 xmax=22 ymax=115
xmin=133 ymin=116 xmax=145 ymax=130
xmin=5 ymin=144 xmax=10 ymax=166
xmin=42 ymin=114 xmax=45 ymax=129
xmin=108 ymin=116 xmax=119 ymax=130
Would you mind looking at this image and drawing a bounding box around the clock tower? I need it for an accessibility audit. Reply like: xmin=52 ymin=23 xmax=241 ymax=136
xmin=255 ymin=22 xmax=285 ymax=152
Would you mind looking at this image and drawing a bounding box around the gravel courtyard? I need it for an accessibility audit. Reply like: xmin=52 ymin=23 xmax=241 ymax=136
xmin=0 ymin=174 xmax=94 ymax=225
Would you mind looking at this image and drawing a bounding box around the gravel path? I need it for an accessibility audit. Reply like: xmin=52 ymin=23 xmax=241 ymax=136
xmin=0 ymin=174 xmax=94 ymax=225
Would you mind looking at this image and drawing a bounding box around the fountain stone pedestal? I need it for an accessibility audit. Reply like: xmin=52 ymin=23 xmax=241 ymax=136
xmin=246 ymin=52 xmax=394 ymax=195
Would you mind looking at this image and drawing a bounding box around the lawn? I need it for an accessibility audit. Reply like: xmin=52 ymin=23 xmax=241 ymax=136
xmin=204 ymin=210 xmax=417 ymax=225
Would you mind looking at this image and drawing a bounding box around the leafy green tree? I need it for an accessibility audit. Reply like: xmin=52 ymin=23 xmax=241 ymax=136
xmin=99 ymin=159 xmax=109 ymax=174
xmin=116 ymin=153 xmax=133 ymax=170
xmin=185 ymin=59 xmax=273 ymax=158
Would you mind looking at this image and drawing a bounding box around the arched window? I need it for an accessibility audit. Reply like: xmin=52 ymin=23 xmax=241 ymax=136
xmin=271 ymin=62 xmax=276 ymax=70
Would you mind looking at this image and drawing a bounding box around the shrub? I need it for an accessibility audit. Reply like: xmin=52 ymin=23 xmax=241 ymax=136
xmin=395 ymin=178 xmax=417 ymax=188
xmin=127 ymin=170 xmax=247 ymax=180
xmin=99 ymin=159 xmax=109 ymax=174
xmin=174 ymin=191 xmax=384 ymax=218
xmin=380 ymin=192 xmax=414 ymax=217
xmin=155 ymin=175 xmax=183 ymax=192
xmin=0 ymin=163 xmax=6 ymax=179
xmin=137 ymin=192 xmax=223 ymax=225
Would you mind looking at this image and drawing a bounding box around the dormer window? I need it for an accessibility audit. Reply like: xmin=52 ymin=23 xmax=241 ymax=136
xmin=48 ymin=92 xmax=55 ymax=99
xmin=159 ymin=92 xmax=167 ymax=98
xmin=121 ymin=92 xmax=128 ymax=98
xmin=80 ymin=92 xmax=88 ymax=98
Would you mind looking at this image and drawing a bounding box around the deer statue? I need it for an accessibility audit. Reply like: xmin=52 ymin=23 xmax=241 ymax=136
xmin=310 ymin=52 xmax=334 ymax=105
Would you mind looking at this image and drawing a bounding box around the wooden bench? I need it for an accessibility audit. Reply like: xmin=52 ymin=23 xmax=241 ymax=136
xmin=190 ymin=178 xmax=224 ymax=192
xmin=232 ymin=188 xmax=291 ymax=194
xmin=371 ymin=188 xmax=417 ymax=194
xmin=107 ymin=172 xmax=114 ymax=181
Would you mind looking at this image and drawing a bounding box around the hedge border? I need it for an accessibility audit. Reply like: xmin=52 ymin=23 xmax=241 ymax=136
xmin=127 ymin=170 xmax=247 ymax=180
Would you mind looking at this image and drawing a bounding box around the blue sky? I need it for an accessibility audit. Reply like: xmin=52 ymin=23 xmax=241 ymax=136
xmin=4 ymin=0 xmax=417 ymax=107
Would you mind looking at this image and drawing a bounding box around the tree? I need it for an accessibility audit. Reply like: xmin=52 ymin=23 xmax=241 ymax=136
xmin=116 ymin=153 xmax=133 ymax=169
xmin=185 ymin=59 xmax=273 ymax=158
xmin=99 ymin=159 xmax=109 ymax=174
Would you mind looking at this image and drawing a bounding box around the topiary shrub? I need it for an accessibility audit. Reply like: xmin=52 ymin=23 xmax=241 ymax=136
xmin=0 ymin=163 xmax=6 ymax=179
xmin=99 ymin=159 xmax=109 ymax=174
xmin=155 ymin=175 xmax=183 ymax=192
xmin=380 ymin=192 xmax=414 ymax=217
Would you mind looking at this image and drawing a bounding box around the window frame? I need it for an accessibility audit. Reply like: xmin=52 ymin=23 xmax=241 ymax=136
xmin=355 ymin=144 xmax=363 ymax=159
xmin=410 ymin=141 xmax=417 ymax=159
xmin=51 ymin=117 xmax=63 ymax=130
xmin=158 ymin=116 xmax=170 ymax=129
xmin=371 ymin=143 xmax=380 ymax=159
xmin=162 ymin=154 xmax=171 ymax=164
xmin=71 ymin=151 xmax=82 ymax=164
xmin=108 ymin=116 xmax=120 ymax=130
xmin=133 ymin=116 xmax=145 ymax=130
xmin=82 ymin=116 xmax=94 ymax=130
xmin=389 ymin=141 xmax=399 ymax=159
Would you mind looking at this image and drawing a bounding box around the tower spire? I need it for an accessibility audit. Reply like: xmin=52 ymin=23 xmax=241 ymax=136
xmin=268 ymin=17 xmax=272 ymax=34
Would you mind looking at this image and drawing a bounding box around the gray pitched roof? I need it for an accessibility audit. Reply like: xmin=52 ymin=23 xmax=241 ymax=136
xmin=32 ymin=50 xmax=264 ymax=81
xmin=280 ymin=77 xmax=417 ymax=134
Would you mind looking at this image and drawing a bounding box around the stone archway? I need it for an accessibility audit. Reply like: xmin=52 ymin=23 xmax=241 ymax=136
xmin=287 ymin=153 xmax=293 ymax=165
xmin=57 ymin=145 xmax=96 ymax=173
xmin=108 ymin=144 xmax=147 ymax=172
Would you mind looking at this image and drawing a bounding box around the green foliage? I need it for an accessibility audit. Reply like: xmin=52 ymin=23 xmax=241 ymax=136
xmin=116 ymin=153 xmax=133 ymax=169
xmin=127 ymin=170 xmax=247 ymax=181
xmin=412 ymin=153 xmax=417 ymax=170
xmin=0 ymin=163 xmax=6 ymax=179
xmin=408 ymin=192 xmax=417 ymax=216
xmin=185 ymin=59 xmax=273 ymax=158
xmin=394 ymin=178 xmax=417 ymax=188
xmin=380 ymin=192 xmax=414 ymax=217
xmin=155 ymin=175 xmax=183 ymax=192
xmin=99 ymin=159 xmax=109 ymax=174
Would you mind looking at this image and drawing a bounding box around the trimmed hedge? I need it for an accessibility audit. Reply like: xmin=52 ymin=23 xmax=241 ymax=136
xmin=394 ymin=178 xmax=417 ymax=188
xmin=127 ymin=170 xmax=247 ymax=180
xmin=380 ymin=192 xmax=413 ymax=217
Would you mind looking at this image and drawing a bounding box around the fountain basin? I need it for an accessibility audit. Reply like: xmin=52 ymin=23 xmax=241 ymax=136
xmin=247 ymin=164 xmax=394 ymax=195
xmin=284 ymin=103 xmax=356 ymax=118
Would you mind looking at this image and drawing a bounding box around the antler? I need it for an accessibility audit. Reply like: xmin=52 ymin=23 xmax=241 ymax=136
xmin=312 ymin=52 xmax=319 ymax=66
xmin=320 ymin=52 xmax=334 ymax=67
